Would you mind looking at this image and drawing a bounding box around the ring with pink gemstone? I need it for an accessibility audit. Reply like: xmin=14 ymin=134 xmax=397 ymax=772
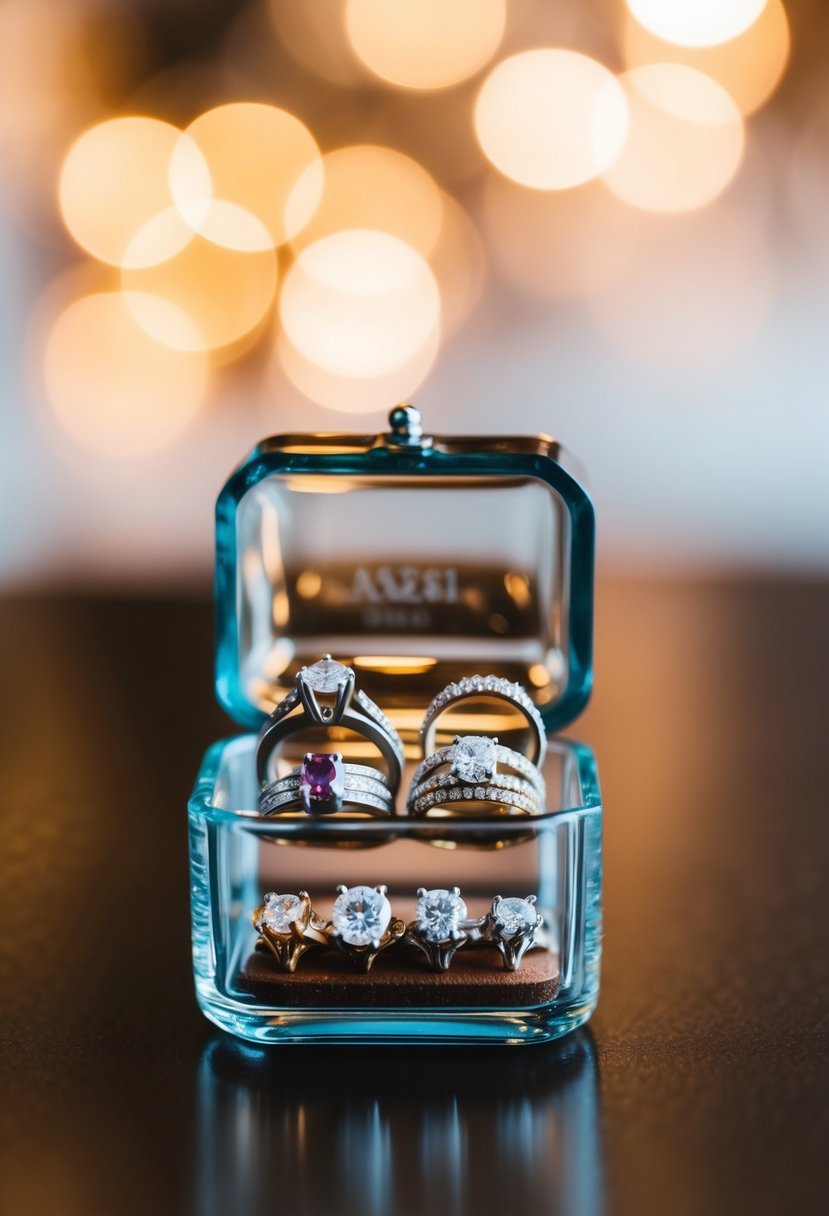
xmin=406 ymin=735 xmax=545 ymax=818
xmin=255 ymin=655 xmax=404 ymax=793
xmin=258 ymin=753 xmax=395 ymax=817
xmin=419 ymin=675 xmax=547 ymax=766
xmin=252 ymin=891 xmax=329 ymax=973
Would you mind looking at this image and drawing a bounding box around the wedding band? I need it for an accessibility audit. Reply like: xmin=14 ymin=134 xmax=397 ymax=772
xmin=252 ymin=891 xmax=329 ymax=973
xmin=407 ymin=734 xmax=544 ymax=817
xmin=419 ymin=675 xmax=547 ymax=765
xmin=255 ymin=655 xmax=404 ymax=792
xmin=259 ymin=754 xmax=395 ymax=818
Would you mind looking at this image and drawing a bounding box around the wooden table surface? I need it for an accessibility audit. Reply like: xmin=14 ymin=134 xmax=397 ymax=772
xmin=1 ymin=579 xmax=827 ymax=1216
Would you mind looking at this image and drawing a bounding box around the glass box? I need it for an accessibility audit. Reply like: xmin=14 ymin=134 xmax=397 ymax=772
xmin=189 ymin=406 xmax=601 ymax=1045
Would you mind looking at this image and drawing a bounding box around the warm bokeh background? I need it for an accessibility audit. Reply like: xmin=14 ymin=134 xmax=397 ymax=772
xmin=1 ymin=0 xmax=826 ymax=585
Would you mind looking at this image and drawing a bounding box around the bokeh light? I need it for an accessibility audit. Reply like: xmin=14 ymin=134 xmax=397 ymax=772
xmin=587 ymin=205 xmax=773 ymax=368
xmin=482 ymin=176 xmax=641 ymax=300
xmin=42 ymin=292 xmax=208 ymax=456
xmin=176 ymin=103 xmax=323 ymax=249
xmin=475 ymin=50 xmax=629 ymax=190
xmin=0 ymin=0 xmax=147 ymax=220
xmin=345 ymin=0 xmax=505 ymax=91
xmin=122 ymin=217 xmax=278 ymax=351
xmin=626 ymin=0 xmax=768 ymax=48
xmin=622 ymin=0 xmax=789 ymax=116
xmin=279 ymin=229 xmax=440 ymax=378
xmin=287 ymin=145 xmax=444 ymax=257
xmin=603 ymin=65 xmax=745 ymax=213
xmin=274 ymin=326 xmax=440 ymax=414
xmin=59 ymin=117 xmax=208 ymax=268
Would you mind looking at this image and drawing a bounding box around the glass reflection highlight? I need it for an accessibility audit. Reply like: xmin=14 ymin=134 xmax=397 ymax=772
xmin=197 ymin=1030 xmax=603 ymax=1216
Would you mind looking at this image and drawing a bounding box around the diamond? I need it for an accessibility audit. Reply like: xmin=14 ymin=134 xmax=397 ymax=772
xmin=451 ymin=735 xmax=497 ymax=783
xmin=332 ymin=885 xmax=391 ymax=946
xmin=414 ymin=889 xmax=468 ymax=942
xmin=303 ymin=657 xmax=351 ymax=692
xmin=493 ymin=897 xmax=538 ymax=937
xmin=300 ymin=752 xmax=346 ymax=814
xmin=260 ymin=892 xmax=304 ymax=934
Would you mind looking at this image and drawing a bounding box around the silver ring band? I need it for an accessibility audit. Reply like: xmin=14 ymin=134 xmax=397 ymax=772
xmin=259 ymin=760 xmax=395 ymax=818
xmin=419 ymin=675 xmax=547 ymax=765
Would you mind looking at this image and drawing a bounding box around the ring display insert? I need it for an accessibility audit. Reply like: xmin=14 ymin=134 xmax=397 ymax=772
xmin=239 ymin=946 xmax=561 ymax=1008
xmin=190 ymin=406 xmax=602 ymax=1045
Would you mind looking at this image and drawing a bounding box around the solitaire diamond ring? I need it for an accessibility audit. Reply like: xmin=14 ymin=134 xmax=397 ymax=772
xmin=255 ymin=656 xmax=404 ymax=794
xmin=405 ymin=887 xmax=470 ymax=971
xmin=250 ymin=886 xmax=547 ymax=974
xmin=252 ymin=891 xmax=329 ymax=973
xmin=326 ymin=884 xmax=406 ymax=973
xmin=471 ymin=895 xmax=545 ymax=972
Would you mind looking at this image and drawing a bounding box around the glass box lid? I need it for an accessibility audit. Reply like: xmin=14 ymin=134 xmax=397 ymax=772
xmin=215 ymin=406 xmax=594 ymax=735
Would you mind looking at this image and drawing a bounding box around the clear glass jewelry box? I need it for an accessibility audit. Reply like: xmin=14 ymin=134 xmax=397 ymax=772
xmin=189 ymin=406 xmax=601 ymax=1045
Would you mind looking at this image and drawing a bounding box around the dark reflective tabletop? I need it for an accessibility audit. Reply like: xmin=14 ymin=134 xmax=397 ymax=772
xmin=1 ymin=580 xmax=827 ymax=1216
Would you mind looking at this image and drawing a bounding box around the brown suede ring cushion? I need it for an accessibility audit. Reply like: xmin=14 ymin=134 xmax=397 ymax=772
xmin=239 ymin=946 xmax=559 ymax=1008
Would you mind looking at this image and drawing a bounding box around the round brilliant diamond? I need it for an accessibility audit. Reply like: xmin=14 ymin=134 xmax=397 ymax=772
xmin=332 ymin=885 xmax=391 ymax=946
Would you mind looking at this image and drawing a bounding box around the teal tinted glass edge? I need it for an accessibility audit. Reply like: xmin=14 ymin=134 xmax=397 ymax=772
xmin=214 ymin=440 xmax=595 ymax=733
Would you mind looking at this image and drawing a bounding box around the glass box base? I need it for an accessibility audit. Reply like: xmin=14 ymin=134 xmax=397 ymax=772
xmin=196 ymin=984 xmax=598 ymax=1046
xmin=189 ymin=734 xmax=602 ymax=1046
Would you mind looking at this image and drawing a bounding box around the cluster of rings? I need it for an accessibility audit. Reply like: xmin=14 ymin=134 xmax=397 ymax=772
xmin=255 ymin=656 xmax=547 ymax=820
xmin=252 ymin=886 xmax=546 ymax=975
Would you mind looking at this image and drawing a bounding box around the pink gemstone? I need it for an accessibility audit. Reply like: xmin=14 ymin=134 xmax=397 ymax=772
xmin=300 ymin=753 xmax=345 ymax=814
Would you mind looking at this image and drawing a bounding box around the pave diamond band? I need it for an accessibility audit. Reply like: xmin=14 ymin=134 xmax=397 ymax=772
xmin=256 ymin=656 xmax=404 ymax=793
xmin=408 ymin=775 xmax=544 ymax=818
xmin=410 ymin=737 xmax=546 ymax=803
xmin=251 ymin=886 xmax=548 ymax=974
xmin=420 ymin=675 xmax=547 ymax=766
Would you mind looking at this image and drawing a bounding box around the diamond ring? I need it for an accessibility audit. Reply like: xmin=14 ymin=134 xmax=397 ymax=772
xmin=258 ymin=753 xmax=395 ymax=817
xmin=255 ymin=656 xmax=404 ymax=793
xmin=250 ymin=886 xmax=548 ymax=974
xmin=252 ymin=891 xmax=329 ymax=973
xmin=419 ymin=675 xmax=547 ymax=766
xmin=325 ymin=884 xmax=406 ymax=972
xmin=472 ymin=895 xmax=545 ymax=972
xmin=407 ymin=734 xmax=545 ymax=818
xmin=405 ymin=887 xmax=470 ymax=971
